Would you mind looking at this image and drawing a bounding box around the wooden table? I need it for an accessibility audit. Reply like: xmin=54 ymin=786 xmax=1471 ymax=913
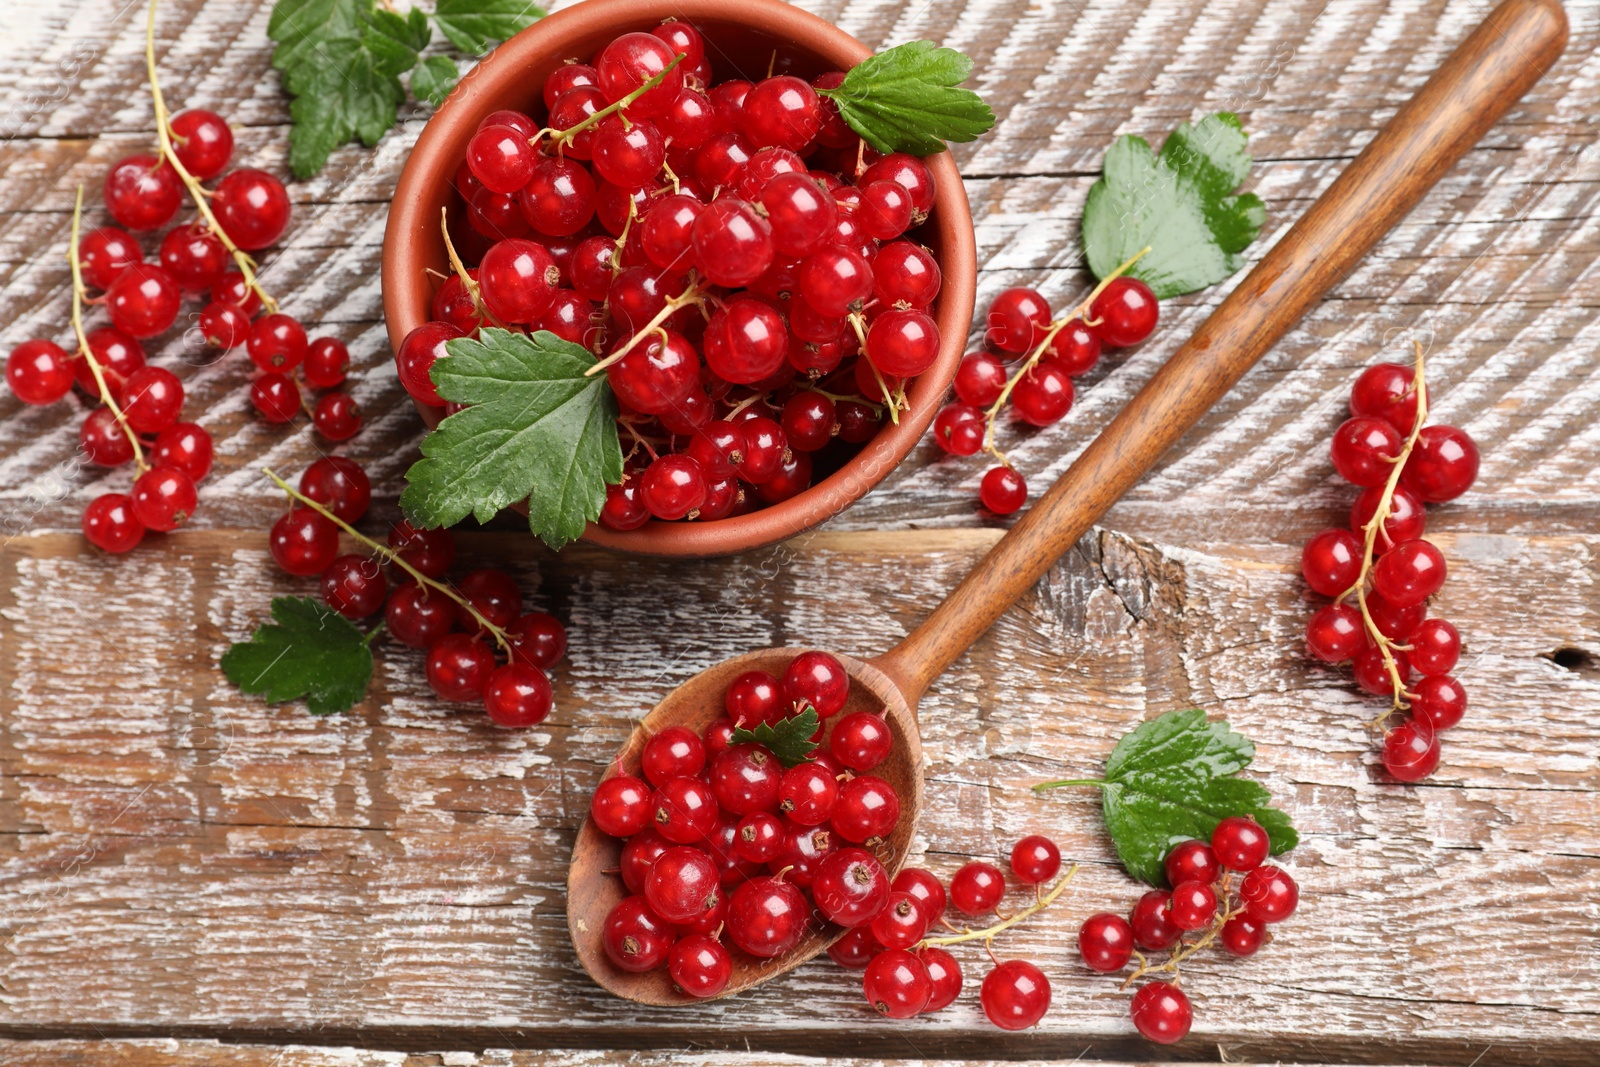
xmin=2 ymin=0 xmax=1597 ymax=1064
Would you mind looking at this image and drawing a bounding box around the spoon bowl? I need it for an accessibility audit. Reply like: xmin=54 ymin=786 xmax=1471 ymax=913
xmin=565 ymin=0 xmax=1567 ymax=1005
xmin=567 ymin=649 xmax=922 ymax=1005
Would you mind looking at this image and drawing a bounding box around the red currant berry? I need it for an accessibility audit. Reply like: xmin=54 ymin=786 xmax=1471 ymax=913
xmin=981 ymin=959 xmax=1050 ymax=1030
xmin=384 ymin=585 xmax=457 ymax=648
xmin=83 ymin=491 xmax=146 ymax=553
xmin=932 ymin=402 xmax=984 ymax=456
xmin=81 ymin=407 xmax=134 ymax=466
xmin=863 ymin=948 xmax=932 ymax=1018
xmin=1412 ymin=673 xmax=1467 ymax=730
xmin=1350 ymin=360 xmax=1421 ymax=433
xmin=212 ymin=270 xmax=263 ymax=316
xmin=396 ymin=321 xmax=465 ymax=407
xmin=703 ymin=299 xmax=788 ymax=384
xmin=1090 ymin=277 xmax=1159 ymax=347
xmin=813 ymin=847 xmax=891 ymax=927
xmin=212 ymin=169 xmax=291 ymax=250
xmin=303 ymin=337 xmax=350 ymax=389
xmin=780 ymin=391 xmax=836 ymax=452
xmin=250 ymin=372 xmax=301 ymax=424
xmin=741 ymin=75 xmax=821 ymax=151
xmin=755 ymin=448 xmax=812 ymax=504
xmin=828 ymin=925 xmax=884 ymax=969
xmin=1078 ymin=912 xmax=1135 ymax=972
xmin=692 ymin=198 xmax=773 ymax=288
xmin=724 ymin=669 xmax=784 ymax=724
xmin=1045 ymin=318 xmax=1101 ymax=375
xmin=668 ymin=934 xmax=731 ymax=999
xmin=644 ymin=845 xmax=721 ymax=925
xmin=592 ymin=116 xmax=666 ymax=188
xmin=505 ymin=611 xmax=566 ymax=671
xmin=590 ymin=774 xmax=651 ymax=837
xmin=456 ymin=568 xmax=521 ymax=631
xmin=78 ymin=226 xmax=144 ymax=290
xmin=954 ymin=352 xmax=1007 ymax=407
xmin=312 ymin=392 xmax=362 ymax=441
xmin=103 ymin=155 xmax=182 ymax=231
xmin=1382 ymin=720 xmax=1441 ymax=781
xmin=733 ymin=811 xmax=785 ymax=864
xmin=479 ymin=239 xmax=559 ymax=324
xmin=247 ymin=314 xmax=308 ymax=372
xmin=783 ymin=650 xmax=850 ymax=717
xmin=1240 ymin=864 xmax=1298 ymax=923
xmin=835 ymin=399 xmax=882 ymax=444
xmin=158 ymin=223 xmax=228 ymax=292
xmin=129 ymin=465 xmax=197 ymax=532
xmin=1130 ymin=981 xmax=1192 ymax=1044
xmin=1128 ymin=889 xmax=1181 ymax=951
xmin=650 ymin=776 xmax=719 ymax=844
xmin=831 ymin=775 xmax=899 ymax=845
xmin=1353 ymin=644 xmax=1411 ymax=695
xmin=857 ymin=180 xmax=913 ymax=241
xmin=893 ymin=868 xmax=946 ymax=924
xmin=1010 ymin=362 xmax=1073 ymax=425
xmin=726 ymin=874 xmax=809 ymax=957
xmin=1366 ymin=590 xmax=1427 ymax=642
xmin=599 ymin=479 xmax=650 ymax=531
xmin=118 ymin=366 xmax=183 ymax=434
xmin=771 ymin=821 xmax=837 ymax=888
xmin=920 ymin=946 xmax=963 ymax=1012
xmin=872 ymin=241 xmax=940 ymax=309
xmin=469 ymin=186 xmax=530 ymax=240
xmin=778 ymin=761 xmax=838 ymax=825
xmin=151 ymin=422 xmax=213 ymax=483
xmin=866 ymin=308 xmax=940 ymax=377
xmin=640 ymin=454 xmax=707 ymax=521
xmin=760 ymin=171 xmax=838 ymax=258
xmin=733 ymin=416 xmax=787 ymax=484
xmin=986 ymin=287 xmax=1051 ymax=354
xmin=1164 ymin=839 xmax=1222 ymax=888
xmin=1010 ymin=835 xmax=1061 ymax=885
xmin=870 ymin=891 xmax=928 ymax=951
xmin=1402 ymin=424 xmax=1479 ymax=502
xmin=1409 ymin=619 xmax=1461 ymax=677
xmin=1166 ymin=880 xmax=1217 ymax=931
xmin=798 ymin=246 xmax=871 ymax=317
xmin=106 ymin=263 xmax=181 ymax=338
xmin=659 ymin=86 xmax=717 ymax=150
xmin=169 ymin=108 xmax=233 ymax=178
xmin=709 ymin=742 xmax=782 ymax=815
xmin=426 ymin=633 xmax=494 ymax=703
xmin=1301 ymin=527 xmax=1362 ymax=596
xmin=76 ymin=327 xmax=145 ymax=400
xmin=1351 ymin=483 xmax=1426 ymax=550
xmin=691 ymin=130 xmax=754 ymax=190
xmin=199 ymin=302 xmax=250 ymax=349
xmin=1212 ymin=816 xmax=1271 ymax=871
xmin=466 ymin=124 xmax=537 ymax=194
xmin=602 ymin=895 xmax=675 ymax=972
xmin=607 ymin=329 xmax=698 ymax=413
xmin=702 ymin=717 xmax=737 ymax=759
xmin=980 ymin=466 xmax=1027 ymax=515
xmin=1220 ymin=913 xmax=1267 ymax=956
xmin=642 ymin=726 xmax=706 ymax=786
xmin=269 ymin=506 xmax=338 ymax=577
xmin=860 ymin=153 xmax=935 ymax=216
xmin=595 ymin=32 xmax=683 ymax=117
xmin=6 ymin=339 xmax=74 ymax=404
xmin=547 ymin=85 xmax=607 ymax=160
xmin=829 ymin=711 xmax=892 ymax=772
xmin=1371 ymin=538 xmax=1447 ymax=607
xmin=640 ymin=194 xmax=704 ymax=274
xmin=542 ymin=65 xmax=598 ymax=110
xmin=298 ymin=457 xmax=370 ymax=524
xmin=1330 ymin=416 xmax=1404 ymax=487
xmin=320 ymin=554 xmax=387 ymax=619
xmin=949 ymin=861 xmax=1005 ymax=916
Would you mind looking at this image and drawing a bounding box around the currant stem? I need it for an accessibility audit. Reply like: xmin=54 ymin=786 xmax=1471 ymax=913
xmin=585 ymin=278 xmax=707 ymax=375
xmin=260 ymin=466 xmax=513 ymax=653
xmin=917 ymin=865 xmax=1077 ymax=948
xmin=539 ymin=51 xmax=686 ymax=149
xmin=1120 ymin=873 xmax=1242 ymax=990
xmin=1030 ymin=777 xmax=1108 ymax=792
xmin=438 ymin=207 xmax=507 ymax=329
xmin=847 ymin=312 xmax=901 ymax=425
xmin=981 ymin=246 xmax=1152 ymax=466
xmin=68 ymin=185 xmax=148 ymax=473
xmin=1341 ymin=341 xmax=1430 ymax=726
xmin=145 ymin=0 xmax=278 ymax=315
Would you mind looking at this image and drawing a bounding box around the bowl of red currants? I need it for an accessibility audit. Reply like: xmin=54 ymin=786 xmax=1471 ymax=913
xmin=382 ymin=0 xmax=975 ymax=556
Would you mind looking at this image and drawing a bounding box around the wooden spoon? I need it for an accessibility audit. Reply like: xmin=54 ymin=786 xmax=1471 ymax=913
xmin=568 ymin=0 xmax=1567 ymax=1005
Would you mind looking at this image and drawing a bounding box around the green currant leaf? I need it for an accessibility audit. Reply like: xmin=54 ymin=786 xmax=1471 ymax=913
xmin=362 ymin=7 xmax=429 ymax=75
xmin=400 ymin=328 xmax=623 ymax=551
xmin=431 ymin=0 xmax=544 ymax=56
xmin=1081 ymin=112 xmax=1267 ymax=299
xmin=221 ymin=597 xmax=374 ymax=716
xmin=412 ymin=55 xmax=459 ymax=107
xmin=815 ymin=40 xmax=995 ymax=156
xmin=1038 ymin=708 xmax=1297 ymax=886
xmin=267 ymin=0 xmax=367 ymax=73
xmin=729 ymin=708 xmax=821 ymax=768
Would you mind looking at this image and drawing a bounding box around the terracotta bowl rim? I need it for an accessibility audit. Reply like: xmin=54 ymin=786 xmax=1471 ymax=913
xmin=381 ymin=0 xmax=976 ymax=557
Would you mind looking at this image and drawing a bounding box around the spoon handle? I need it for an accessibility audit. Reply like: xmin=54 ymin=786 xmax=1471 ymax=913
xmin=874 ymin=0 xmax=1567 ymax=703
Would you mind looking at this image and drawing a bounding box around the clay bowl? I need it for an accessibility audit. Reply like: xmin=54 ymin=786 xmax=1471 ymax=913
xmin=566 ymin=648 xmax=922 ymax=1005
xmin=382 ymin=0 xmax=976 ymax=558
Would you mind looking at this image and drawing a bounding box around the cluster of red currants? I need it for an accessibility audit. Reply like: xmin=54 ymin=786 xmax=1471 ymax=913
xmin=1077 ymin=817 xmax=1298 ymax=1044
xmin=267 ymin=457 xmax=567 ymax=727
xmin=1301 ymin=359 xmax=1480 ymax=780
xmin=398 ymin=21 xmax=947 ymax=526
xmin=934 ymin=278 xmax=1159 ymax=515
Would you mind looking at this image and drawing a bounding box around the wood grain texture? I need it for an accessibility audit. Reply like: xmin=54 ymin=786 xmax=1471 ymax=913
xmin=0 ymin=0 xmax=1598 ymax=1064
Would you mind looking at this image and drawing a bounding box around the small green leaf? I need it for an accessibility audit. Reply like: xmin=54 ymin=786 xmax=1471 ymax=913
xmin=431 ymin=0 xmax=544 ymax=56
xmin=267 ymin=0 xmax=367 ymax=73
xmin=400 ymin=328 xmax=623 ymax=550
xmin=1081 ymin=112 xmax=1266 ymax=299
xmin=221 ymin=597 xmax=373 ymax=716
xmin=816 ymin=40 xmax=995 ymax=156
xmin=1041 ymin=709 xmax=1296 ymax=885
xmin=361 ymin=7 xmax=427 ymax=75
xmin=730 ymin=708 xmax=821 ymax=768
xmin=412 ymin=55 xmax=459 ymax=106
